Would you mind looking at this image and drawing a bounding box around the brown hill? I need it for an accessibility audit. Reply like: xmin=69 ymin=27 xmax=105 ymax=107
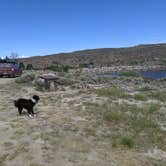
xmin=18 ymin=43 xmax=166 ymax=69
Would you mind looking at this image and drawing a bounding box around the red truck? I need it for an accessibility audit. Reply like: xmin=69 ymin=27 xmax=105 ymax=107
xmin=0 ymin=60 xmax=22 ymax=77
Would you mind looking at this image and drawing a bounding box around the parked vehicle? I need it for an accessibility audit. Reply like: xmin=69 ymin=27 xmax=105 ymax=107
xmin=0 ymin=60 xmax=22 ymax=77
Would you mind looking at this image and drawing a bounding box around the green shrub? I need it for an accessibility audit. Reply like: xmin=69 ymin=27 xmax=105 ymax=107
xmin=131 ymin=116 xmax=159 ymax=134
xmin=26 ymin=64 xmax=33 ymax=70
xmin=120 ymin=136 xmax=135 ymax=148
xmin=19 ymin=62 xmax=25 ymax=70
xmin=135 ymin=90 xmax=166 ymax=102
xmin=104 ymin=111 xmax=122 ymax=122
xmin=147 ymin=91 xmax=166 ymax=102
xmin=63 ymin=65 xmax=70 ymax=72
xmin=15 ymin=73 xmax=35 ymax=84
xmin=148 ymin=103 xmax=160 ymax=113
xmin=35 ymin=84 xmax=44 ymax=91
xmin=134 ymin=93 xmax=147 ymax=101
xmin=119 ymin=71 xmax=139 ymax=77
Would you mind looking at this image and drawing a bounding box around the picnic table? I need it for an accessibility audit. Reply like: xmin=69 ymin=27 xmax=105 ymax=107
xmin=40 ymin=73 xmax=59 ymax=90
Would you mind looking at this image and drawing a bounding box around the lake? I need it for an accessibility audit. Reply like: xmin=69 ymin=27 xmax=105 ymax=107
xmin=140 ymin=70 xmax=166 ymax=79
xmin=98 ymin=70 xmax=166 ymax=79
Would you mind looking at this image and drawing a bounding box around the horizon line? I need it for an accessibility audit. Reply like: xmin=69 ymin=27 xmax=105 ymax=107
xmin=20 ymin=42 xmax=166 ymax=58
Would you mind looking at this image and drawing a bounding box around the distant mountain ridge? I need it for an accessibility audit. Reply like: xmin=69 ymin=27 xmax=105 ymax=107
xmin=18 ymin=43 xmax=166 ymax=69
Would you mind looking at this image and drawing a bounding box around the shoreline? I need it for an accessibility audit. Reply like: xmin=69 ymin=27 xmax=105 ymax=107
xmin=82 ymin=65 xmax=166 ymax=74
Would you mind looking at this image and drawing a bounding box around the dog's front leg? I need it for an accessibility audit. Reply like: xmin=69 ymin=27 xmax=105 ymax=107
xmin=31 ymin=108 xmax=36 ymax=117
xmin=29 ymin=108 xmax=36 ymax=117
xmin=28 ymin=109 xmax=33 ymax=117
xmin=18 ymin=107 xmax=23 ymax=115
xmin=31 ymin=109 xmax=35 ymax=115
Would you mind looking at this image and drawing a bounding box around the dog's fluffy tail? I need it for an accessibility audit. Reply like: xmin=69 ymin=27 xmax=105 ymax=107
xmin=14 ymin=100 xmax=18 ymax=107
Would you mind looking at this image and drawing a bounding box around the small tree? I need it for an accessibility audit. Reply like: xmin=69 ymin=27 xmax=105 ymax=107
xmin=10 ymin=52 xmax=19 ymax=60
xmin=5 ymin=56 xmax=10 ymax=60
xmin=63 ymin=65 xmax=69 ymax=72
xmin=26 ymin=64 xmax=33 ymax=70
xmin=19 ymin=62 xmax=25 ymax=70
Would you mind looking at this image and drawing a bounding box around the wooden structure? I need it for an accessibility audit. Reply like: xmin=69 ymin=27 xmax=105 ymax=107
xmin=40 ymin=73 xmax=59 ymax=90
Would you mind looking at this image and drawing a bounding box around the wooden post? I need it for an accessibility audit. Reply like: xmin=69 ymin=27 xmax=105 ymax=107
xmin=45 ymin=79 xmax=50 ymax=90
xmin=40 ymin=74 xmax=59 ymax=91
xmin=53 ymin=81 xmax=58 ymax=90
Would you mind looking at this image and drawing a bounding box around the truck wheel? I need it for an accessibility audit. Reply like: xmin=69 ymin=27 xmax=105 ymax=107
xmin=10 ymin=74 xmax=16 ymax=78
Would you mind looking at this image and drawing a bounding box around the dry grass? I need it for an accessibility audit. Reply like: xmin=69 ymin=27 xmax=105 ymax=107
xmin=0 ymin=72 xmax=166 ymax=165
xmin=81 ymin=101 xmax=165 ymax=150
xmin=94 ymin=87 xmax=129 ymax=99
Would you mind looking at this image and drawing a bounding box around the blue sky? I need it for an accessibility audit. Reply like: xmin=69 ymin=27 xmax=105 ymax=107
xmin=0 ymin=0 xmax=166 ymax=57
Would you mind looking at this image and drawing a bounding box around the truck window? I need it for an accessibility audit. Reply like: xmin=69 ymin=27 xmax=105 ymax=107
xmin=0 ymin=63 xmax=12 ymax=67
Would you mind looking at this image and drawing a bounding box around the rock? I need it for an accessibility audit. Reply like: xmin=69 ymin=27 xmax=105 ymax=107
xmin=145 ymin=148 xmax=166 ymax=160
xmin=35 ymin=78 xmax=45 ymax=86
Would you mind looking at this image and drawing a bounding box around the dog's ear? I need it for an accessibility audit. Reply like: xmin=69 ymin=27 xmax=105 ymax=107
xmin=33 ymin=95 xmax=40 ymax=102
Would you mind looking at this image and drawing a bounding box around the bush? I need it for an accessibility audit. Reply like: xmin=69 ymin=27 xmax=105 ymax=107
xmin=134 ymin=93 xmax=147 ymax=101
xmin=120 ymin=136 xmax=135 ymax=148
xmin=19 ymin=62 xmax=25 ymax=70
xmin=148 ymin=103 xmax=160 ymax=113
xmin=26 ymin=64 xmax=33 ymax=70
xmin=103 ymin=111 xmax=122 ymax=122
xmin=63 ymin=65 xmax=70 ymax=72
xmin=147 ymin=91 xmax=166 ymax=102
xmin=15 ymin=73 xmax=35 ymax=84
xmin=119 ymin=71 xmax=139 ymax=77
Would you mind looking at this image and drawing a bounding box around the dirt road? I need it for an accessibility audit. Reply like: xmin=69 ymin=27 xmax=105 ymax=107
xmin=0 ymin=78 xmax=15 ymax=85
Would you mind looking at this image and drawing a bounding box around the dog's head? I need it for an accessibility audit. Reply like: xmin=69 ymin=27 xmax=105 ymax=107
xmin=32 ymin=95 xmax=40 ymax=103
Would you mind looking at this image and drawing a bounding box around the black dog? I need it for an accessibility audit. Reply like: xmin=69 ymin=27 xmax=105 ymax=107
xmin=14 ymin=95 xmax=40 ymax=117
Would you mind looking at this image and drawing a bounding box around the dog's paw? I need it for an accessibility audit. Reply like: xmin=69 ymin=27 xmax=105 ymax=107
xmin=28 ymin=114 xmax=33 ymax=118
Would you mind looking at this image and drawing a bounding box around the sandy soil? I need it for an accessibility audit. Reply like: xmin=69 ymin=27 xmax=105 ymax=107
xmin=0 ymin=78 xmax=165 ymax=166
xmin=0 ymin=78 xmax=15 ymax=85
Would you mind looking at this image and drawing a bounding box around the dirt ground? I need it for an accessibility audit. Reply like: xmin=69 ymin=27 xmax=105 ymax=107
xmin=0 ymin=78 xmax=165 ymax=166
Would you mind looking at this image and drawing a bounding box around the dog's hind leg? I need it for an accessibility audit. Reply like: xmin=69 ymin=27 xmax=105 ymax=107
xmin=27 ymin=109 xmax=31 ymax=116
xmin=18 ymin=107 xmax=23 ymax=115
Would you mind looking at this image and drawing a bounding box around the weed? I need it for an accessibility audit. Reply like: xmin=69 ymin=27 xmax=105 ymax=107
xmin=134 ymin=93 xmax=147 ymax=101
xmin=14 ymin=130 xmax=25 ymax=136
xmin=147 ymin=103 xmax=160 ymax=113
xmin=147 ymin=91 xmax=166 ymax=102
xmin=103 ymin=111 xmax=122 ymax=122
xmin=119 ymin=71 xmax=139 ymax=77
xmin=0 ymin=154 xmax=8 ymax=165
xmin=84 ymin=127 xmax=96 ymax=136
xmin=130 ymin=116 xmax=159 ymax=134
xmin=120 ymin=136 xmax=135 ymax=148
xmin=94 ymin=87 xmax=129 ymax=99
xmin=3 ymin=142 xmax=14 ymax=150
